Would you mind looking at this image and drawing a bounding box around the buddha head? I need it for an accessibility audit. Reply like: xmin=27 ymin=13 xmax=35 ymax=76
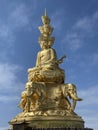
xmin=39 ymin=36 xmax=49 ymax=49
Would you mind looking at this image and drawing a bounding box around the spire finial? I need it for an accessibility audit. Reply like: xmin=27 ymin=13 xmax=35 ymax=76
xmin=45 ymin=8 xmax=47 ymax=16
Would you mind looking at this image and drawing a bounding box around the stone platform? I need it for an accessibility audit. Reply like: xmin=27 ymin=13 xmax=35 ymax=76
xmin=24 ymin=128 xmax=93 ymax=130
xmin=9 ymin=113 xmax=86 ymax=130
xmin=9 ymin=115 xmax=93 ymax=130
xmin=12 ymin=125 xmax=93 ymax=130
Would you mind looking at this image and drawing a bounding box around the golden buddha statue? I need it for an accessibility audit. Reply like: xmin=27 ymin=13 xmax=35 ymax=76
xmin=28 ymin=11 xmax=66 ymax=83
xmin=10 ymin=11 xmax=84 ymax=129
xmin=28 ymin=38 xmax=65 ymax=83
xmin=38 ymin=16 xmax=53 ymax=38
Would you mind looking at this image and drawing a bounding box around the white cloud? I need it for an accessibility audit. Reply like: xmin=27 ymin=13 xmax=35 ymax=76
xmin=65 ymin=32 xmax=82 ymax=51
xmin=9 ymin=4 xmax=32 ymax=29
xmin=0 ymin=23 xmax=15 ymax=48
xmin=82 ymin=53 xmax=98 ymax=68
xmin=74 ymin=17 xmax=93 ymax=33
xmin=75 ymin=11 xmax=98 ymax=31
xmin=91 ymin=53 xmax=98 ymax=65
xmin=0 ymin=3 xmax=32 ymax=46
xmin=78 ymin=85 xmax=98 ymax=106
xmin=0 ymin=2 xmax=34 ymax=62
xmin=84 ymin=117 xmax=98 ymax=130
xmin=75 ymin=85 xmax=98 ymax=130
xmin=0 ymin=63 xmax=17 ymax=87
xmin=0 ymin=63 xmax=24 ymax=102
xmin=0 ymin=24 xmax=14 ymax=42
xmin=0 ymin=95 xmax=19 ymax=103
xmin=63 ymin=11 xmax=98 ymax=51
xmin=0 ymin=62 xmax=25 ymax=128
xmin=0 ymin=126 xmax=9 ymax=130
xmin=77 ymin=53 xmax=98 ymax=68
xmin=51 ymin=9 xmax=65 ymax=32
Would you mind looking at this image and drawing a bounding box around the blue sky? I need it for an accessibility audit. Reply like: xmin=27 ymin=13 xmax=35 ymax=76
xmin=0 ymin=0 xmax=98 ymax=130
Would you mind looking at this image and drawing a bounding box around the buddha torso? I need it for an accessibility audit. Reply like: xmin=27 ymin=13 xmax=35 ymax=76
xmin=28 ymin=47 xmax=65 ymax=83
xmin=28 ymin=14 xmax=65 ymax=83
xmin=36 ymin=48 xmax=57 ymax=67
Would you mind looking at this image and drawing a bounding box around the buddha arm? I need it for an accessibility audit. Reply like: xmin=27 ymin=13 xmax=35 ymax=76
xmin=36 ymin=48 xmax=57 ymax=67
xmin=44 ymin=48 xmax=57 ymax=64
xmin=36 ymin=52 xmax=41 ymax=67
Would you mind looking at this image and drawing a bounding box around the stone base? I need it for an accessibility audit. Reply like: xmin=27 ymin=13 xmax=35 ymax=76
xmin=9 ymin=112 xmax=87 ymax=130
xmin=27 ymin=116 xmax=84 ymax=128
xmin=10 ymin=125 xmax=93 ymax=130
xmin=9 ymin=114 xmax=93 ymax=130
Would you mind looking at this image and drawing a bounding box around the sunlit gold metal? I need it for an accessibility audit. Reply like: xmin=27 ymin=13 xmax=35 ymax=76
xmin=9 ymin=10 xmax=84 ymax=129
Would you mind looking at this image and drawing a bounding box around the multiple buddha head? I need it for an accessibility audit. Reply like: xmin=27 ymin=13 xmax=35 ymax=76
xmin=38 ymin=14 xmax=55 ymax=49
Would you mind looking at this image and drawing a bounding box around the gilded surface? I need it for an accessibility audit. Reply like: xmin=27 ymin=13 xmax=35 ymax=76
xmin=28 ymin=11 xmax=65 ymax=84
xmin=10 ymin=10 xmax=84 ymax=129
xmin=19 ymin=82 xmax=82 ymax=114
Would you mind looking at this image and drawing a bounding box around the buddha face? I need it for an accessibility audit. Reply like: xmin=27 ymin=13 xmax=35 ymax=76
xmin=40 ymin=41 xmax=49 ymax=50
